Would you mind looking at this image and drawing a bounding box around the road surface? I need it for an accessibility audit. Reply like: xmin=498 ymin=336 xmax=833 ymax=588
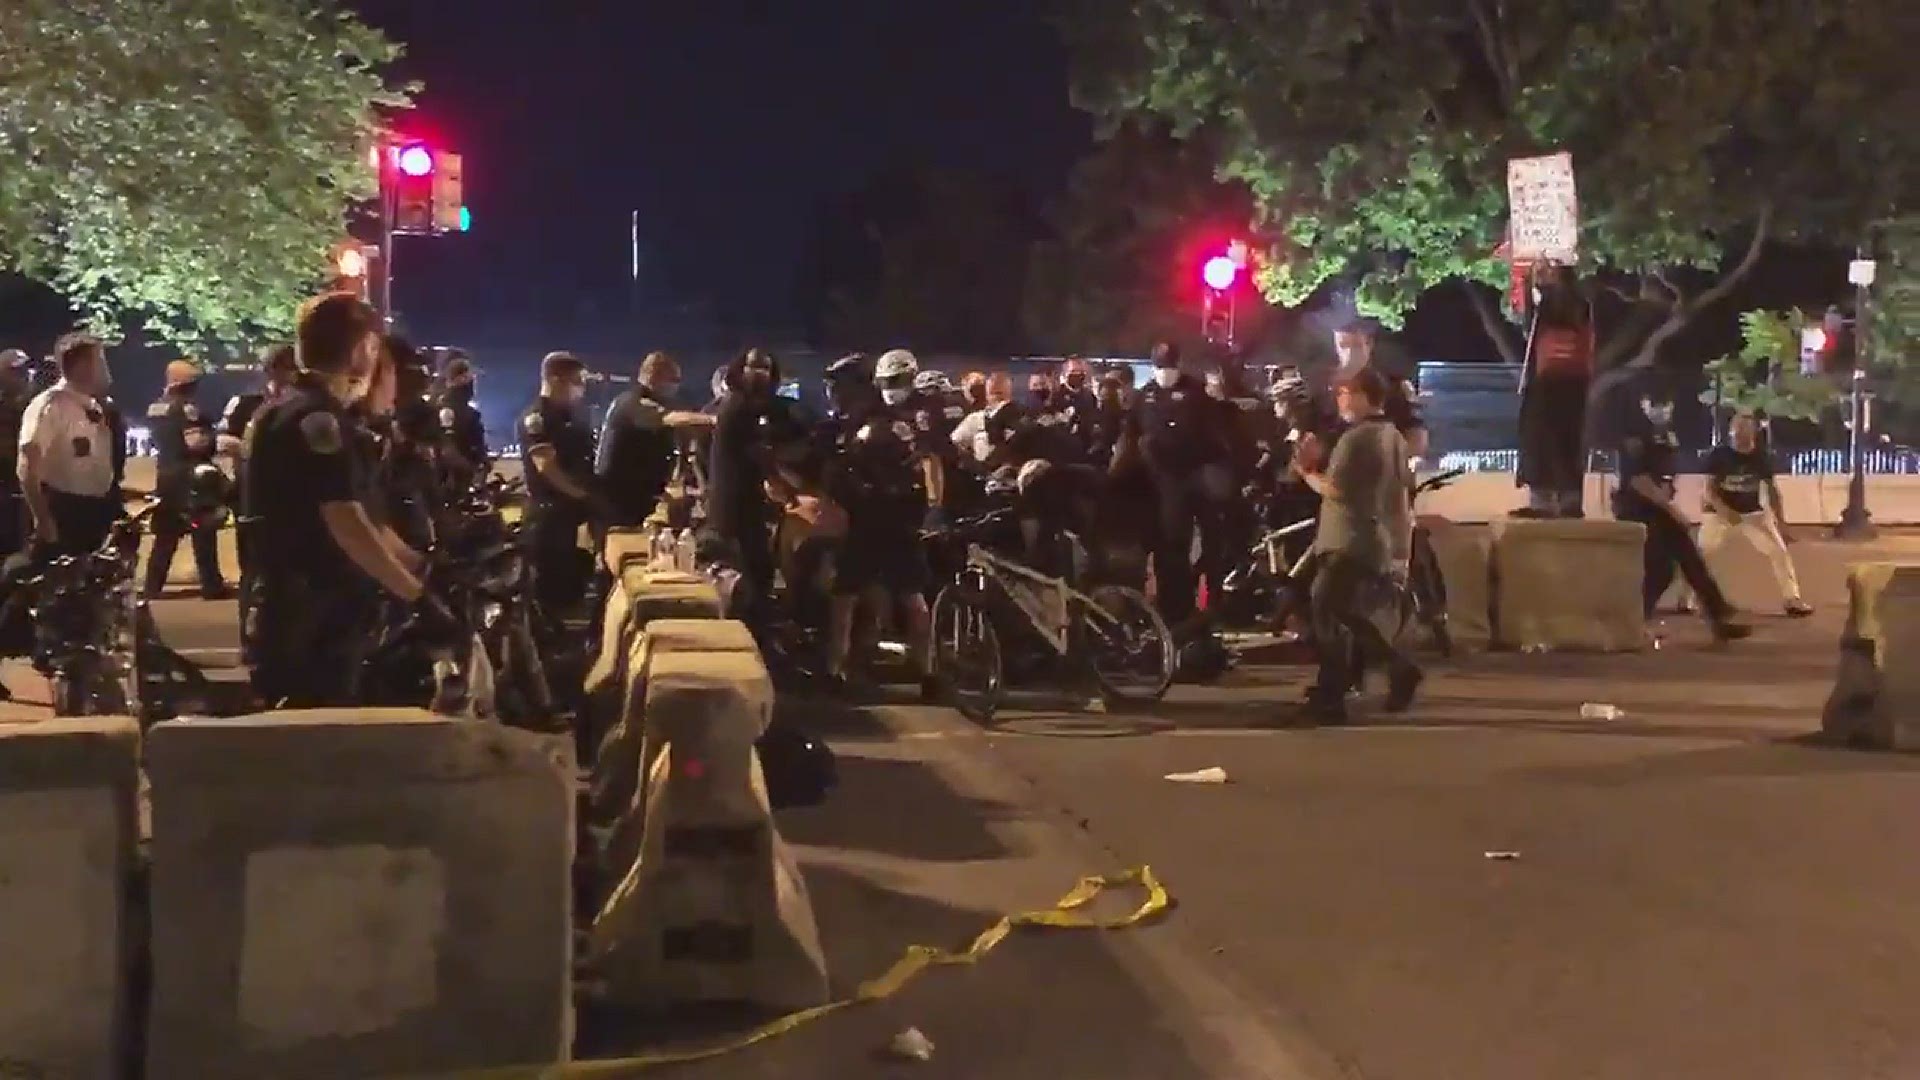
xmin=4 ymin=531 xmax=1915 ymax=1079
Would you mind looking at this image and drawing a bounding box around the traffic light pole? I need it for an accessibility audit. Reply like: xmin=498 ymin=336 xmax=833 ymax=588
xmin=376 ymin=159 xmax=396 ymax=325
xmin=1834 ymin=249 xmax=1876 ymax=541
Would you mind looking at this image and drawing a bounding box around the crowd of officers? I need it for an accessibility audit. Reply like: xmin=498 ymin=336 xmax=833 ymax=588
xmin=0 ymin=295 xmax=1435 ymax=717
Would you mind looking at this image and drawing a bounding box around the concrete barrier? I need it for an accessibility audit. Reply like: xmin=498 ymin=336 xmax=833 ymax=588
xmin=145 ymin=710 xmax=575 ymax=1079
xmin=1417 ymin=470 xmax=1920 ymax=527
xmin=0 ymin=717 xmax=140 ymax=1080
xmin=583 ymin=570 xmax=725 ymax=765
xmin=1823 ymin=562 xmax=1920 ymax=750
xmin=589 ymin=617 xmax=757 ymax=828
xmin=585 ymin=644 xmax=827 ymax=1016
xmin=1423 ymin=519 xmax=1493 ymax=652
xmin=1490 ymin=518 xmax=1648 ymax=651
xmin=596 ymin=643 xmax=772 ymax=886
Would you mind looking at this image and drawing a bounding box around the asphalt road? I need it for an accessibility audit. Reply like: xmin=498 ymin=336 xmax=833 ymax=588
xmin=6 ymin=530 xmax=1917 ymax=1080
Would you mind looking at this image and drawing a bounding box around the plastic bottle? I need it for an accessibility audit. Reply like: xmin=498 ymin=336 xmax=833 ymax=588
xmin=651 ymin=526 xmax=674 ymax=569
xmin=675 ymin=528 xmax=696 ymax=571
xmin=1579 ymin=703 xmax=1625 ymax=721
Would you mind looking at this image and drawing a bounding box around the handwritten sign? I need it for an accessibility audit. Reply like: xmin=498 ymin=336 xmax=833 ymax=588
xmin=1507 ymin=152 xmax=1579 ymax=264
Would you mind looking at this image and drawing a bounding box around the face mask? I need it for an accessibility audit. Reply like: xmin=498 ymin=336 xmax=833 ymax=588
xmin=1642 ymin=400 xmax=1674 ymax=427
xmin=657 ymin=381 xmax=680 ymax=401
xmin=1153 ymin=368 xmax=1179 ymax=389
xmin=880 ymin=387 xmax=911 ymax=406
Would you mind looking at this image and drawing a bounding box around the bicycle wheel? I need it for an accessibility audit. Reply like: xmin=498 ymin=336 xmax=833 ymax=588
xmin=1079 ymin=585 xmax=1175 ymax=705
xmin=931 ymin=584 xmax=1003 ymax=723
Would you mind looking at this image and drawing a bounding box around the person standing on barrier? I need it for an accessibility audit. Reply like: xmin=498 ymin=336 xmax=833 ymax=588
xmin=1113 ymin=342 xmax=1231 ymax=628
xmin=1689 ymin=412 xmax=1813 ymax=618
xmin=1298 ymin=367 xmax=1422 ymax=722
xmin=19 ymin=335 xmax=120 ymax=559
xmin=244 ymin=293 xmax=450 ymax=707
xmin=143 ymin=359 xmax=232 ymax=600
xmin=518 ymin=352 xmax=601 ymax=617
xmin=1612 ymin=390 xmax=1751 ymax=643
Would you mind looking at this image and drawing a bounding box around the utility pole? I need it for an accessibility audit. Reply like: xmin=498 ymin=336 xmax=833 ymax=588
xmin=630 ymin=209 xmax=641 ymax=314
xmin=1834 ymin=244 xmax=1878 ymax=540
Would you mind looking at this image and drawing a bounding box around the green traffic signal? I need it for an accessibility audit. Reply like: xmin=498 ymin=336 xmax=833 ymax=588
xmin=457 ymin=206 xmax=471 ymax=232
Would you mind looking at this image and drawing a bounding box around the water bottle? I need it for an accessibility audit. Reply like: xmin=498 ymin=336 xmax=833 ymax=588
xmin=1579 ymin=703 xmax=1625 ymax=721
xmin=675 ymin=528 xmax=697 ymax=571
xmin=650 ymin=526 xmax=674 ymax=569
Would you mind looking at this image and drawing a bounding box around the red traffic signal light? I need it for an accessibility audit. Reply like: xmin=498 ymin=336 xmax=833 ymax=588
xmin=1202 ymin=255 xmax=1239 ymax=291
xmin=396 ymin=144 xmax=434 ymax=178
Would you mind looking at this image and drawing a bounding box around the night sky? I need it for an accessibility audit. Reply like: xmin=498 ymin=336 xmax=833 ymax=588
xmin=352 ymin=0 xmax=1092 ymax=346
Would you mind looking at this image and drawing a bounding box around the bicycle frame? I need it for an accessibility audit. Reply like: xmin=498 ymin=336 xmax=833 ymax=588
xmin=963 ymin=543 xmax=1118 ymax=658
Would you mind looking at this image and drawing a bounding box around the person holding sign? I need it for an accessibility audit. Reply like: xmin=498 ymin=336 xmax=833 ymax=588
xmin=1514 ymin=263 xmax=1594 ymax=517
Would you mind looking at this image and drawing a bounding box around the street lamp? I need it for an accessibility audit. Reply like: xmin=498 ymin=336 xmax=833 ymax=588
xmin=1834 ymin=250 xmax=1878 ymax=540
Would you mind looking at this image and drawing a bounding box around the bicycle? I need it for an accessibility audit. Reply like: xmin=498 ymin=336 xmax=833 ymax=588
xmin=926 ymin=509 xmax=1175 ymax=723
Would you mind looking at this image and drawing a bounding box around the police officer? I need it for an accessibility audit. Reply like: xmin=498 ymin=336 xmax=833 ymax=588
xmin=872 ymin=350 xmax=955 ymax=529
xmin=0 ymin=350 xmax=33 ymax=557
xmin=1113 ymin=342 xmax=1232 ymax=627
xmin=437 ymin=353 xmax=488 ymax=486
xmin=144 ymin=359 xmax=231 ymax=599
xmin=1613 ymin=389 xmax=1750 ymax=643
xmin=596 ymin=351 xmax=696 ymax=529
xmin=518 ymin=351 xmax=600 ymax=615
xmin=19 ymin=335 xmax=119 ymax=557
xmin=244 ymin=292 xmax=446 ymax=707
xmin=221 ymin=345 xmax=297 ymax=629
xmin=378 ymin=336 xmax=443 ymax=553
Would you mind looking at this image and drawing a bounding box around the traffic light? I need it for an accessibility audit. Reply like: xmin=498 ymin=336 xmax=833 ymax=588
xmin=1202 ymin=255 xmax=1239 ymax=291
xmin=392 ymin=141 xmax=435 ymax=233
xmin=432 ymin=152 xmax=466 ymax=233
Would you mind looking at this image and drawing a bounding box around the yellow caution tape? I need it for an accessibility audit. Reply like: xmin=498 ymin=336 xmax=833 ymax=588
xmin=445 ymin=866 xmax=1170 ymax=1079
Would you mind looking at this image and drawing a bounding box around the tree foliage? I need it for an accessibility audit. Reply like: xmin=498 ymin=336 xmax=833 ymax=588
xmin=1700 ymin=310 xmax=1839 ymax=421
xmin=0 ymin=0 xmax=409 ymax=348
xmin=1059 ymin=0 xmax=1918 ymax=366
xmin=1022 ymin=122 xmax=1261 ymax=354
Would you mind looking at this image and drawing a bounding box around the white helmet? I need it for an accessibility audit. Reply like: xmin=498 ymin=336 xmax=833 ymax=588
xmin=873 ymin=349 xmax=920 ymax=383
xmin=913 ymin=369 xmax=950 ymax=395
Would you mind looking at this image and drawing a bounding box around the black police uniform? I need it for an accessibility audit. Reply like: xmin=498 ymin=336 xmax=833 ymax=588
xmin=1614 ymin=414 xmax=1735 ymax=622
xmin=518 ymin=397 xmax=596 ymax=614
xmin=438 ymin=387 xmax=488 ymax=484
xmin=594 ymin=386 xmax=676 ymax=528
xmin=379 ymin=397 xmax=443 ymax=553
xmin=826 ymin=403 xmax=931 ymax=597
xmin=707 ymin=391 xmax=805 ymax=615
xmin=241 ymin=375 xmax=380 ymax=706
xmin=1127 ymin=374 xmax=1232 ymax=623
xmin=222 ymin=390 xmax=272 ymax=626
xmin=143 ymin=392 xmax=227 ymax=597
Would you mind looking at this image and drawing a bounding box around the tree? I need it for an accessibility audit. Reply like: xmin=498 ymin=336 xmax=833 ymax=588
xmin=0 ymin=0 xmax=409 ymax=348
xmin=1022 ymin=122 xmax=1262 ymax=354
xmin=1058 ymin=0 xmax=1917 ymax=368
xmin=1700 ymin=310 xmax=1840 ymax=421
xmin=796 ymin=166 xmax=1038 ymax=353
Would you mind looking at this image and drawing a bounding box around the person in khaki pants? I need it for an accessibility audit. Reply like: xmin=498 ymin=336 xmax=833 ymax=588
xmin=1685 ymin=412 xmax=1813 ymax=618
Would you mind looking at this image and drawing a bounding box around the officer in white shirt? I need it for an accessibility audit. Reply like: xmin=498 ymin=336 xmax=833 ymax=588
xmin=19 ymin=334 xmax=118 ymax=556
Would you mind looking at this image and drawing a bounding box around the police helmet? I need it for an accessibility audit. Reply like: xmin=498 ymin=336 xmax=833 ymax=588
xmin=825 ymin=354 xmax=870 ymax=383
xmin=873 ymin=349 xmax=919 ymax=387
xmin=913 ymin=369 xmax=951 ymax=396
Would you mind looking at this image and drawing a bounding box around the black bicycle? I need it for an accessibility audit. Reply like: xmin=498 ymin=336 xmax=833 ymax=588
xmin=926 ymin=509 xmax=1175 ymax=723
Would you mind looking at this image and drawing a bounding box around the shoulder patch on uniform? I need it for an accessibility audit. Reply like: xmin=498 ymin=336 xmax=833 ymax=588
xmin=944 ymin=405 xmax=964 ymax=420
xmin=439 ymin=407 xmax=457 ymax=428
xmin=299 ymin=411 xmax=343 ymax=455
xmin=146 ymin=401 xmax=170 ymax=418
xmin=522 ymin=411 xmax=545 ymax=436
xmin=915 ymin=411 xmax=932 ymax=432
xmin=891 ymin=420 xmax=914 ymax=443
xmin=183 ymin=404 xmax=199 ymax=421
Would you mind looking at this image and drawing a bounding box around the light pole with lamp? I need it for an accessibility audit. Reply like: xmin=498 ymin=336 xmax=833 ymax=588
xmin=1834 ymin=249 xmax=1878 ymax=540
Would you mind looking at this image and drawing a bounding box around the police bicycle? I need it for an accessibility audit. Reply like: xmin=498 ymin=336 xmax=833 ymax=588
xmin=1213 ymin=466 xmax=1465 ymax=655
xmin=925 ymin=505 xmax=1176 ymax=724
xmin=25 ymin=502 xmax=212 ymax=721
